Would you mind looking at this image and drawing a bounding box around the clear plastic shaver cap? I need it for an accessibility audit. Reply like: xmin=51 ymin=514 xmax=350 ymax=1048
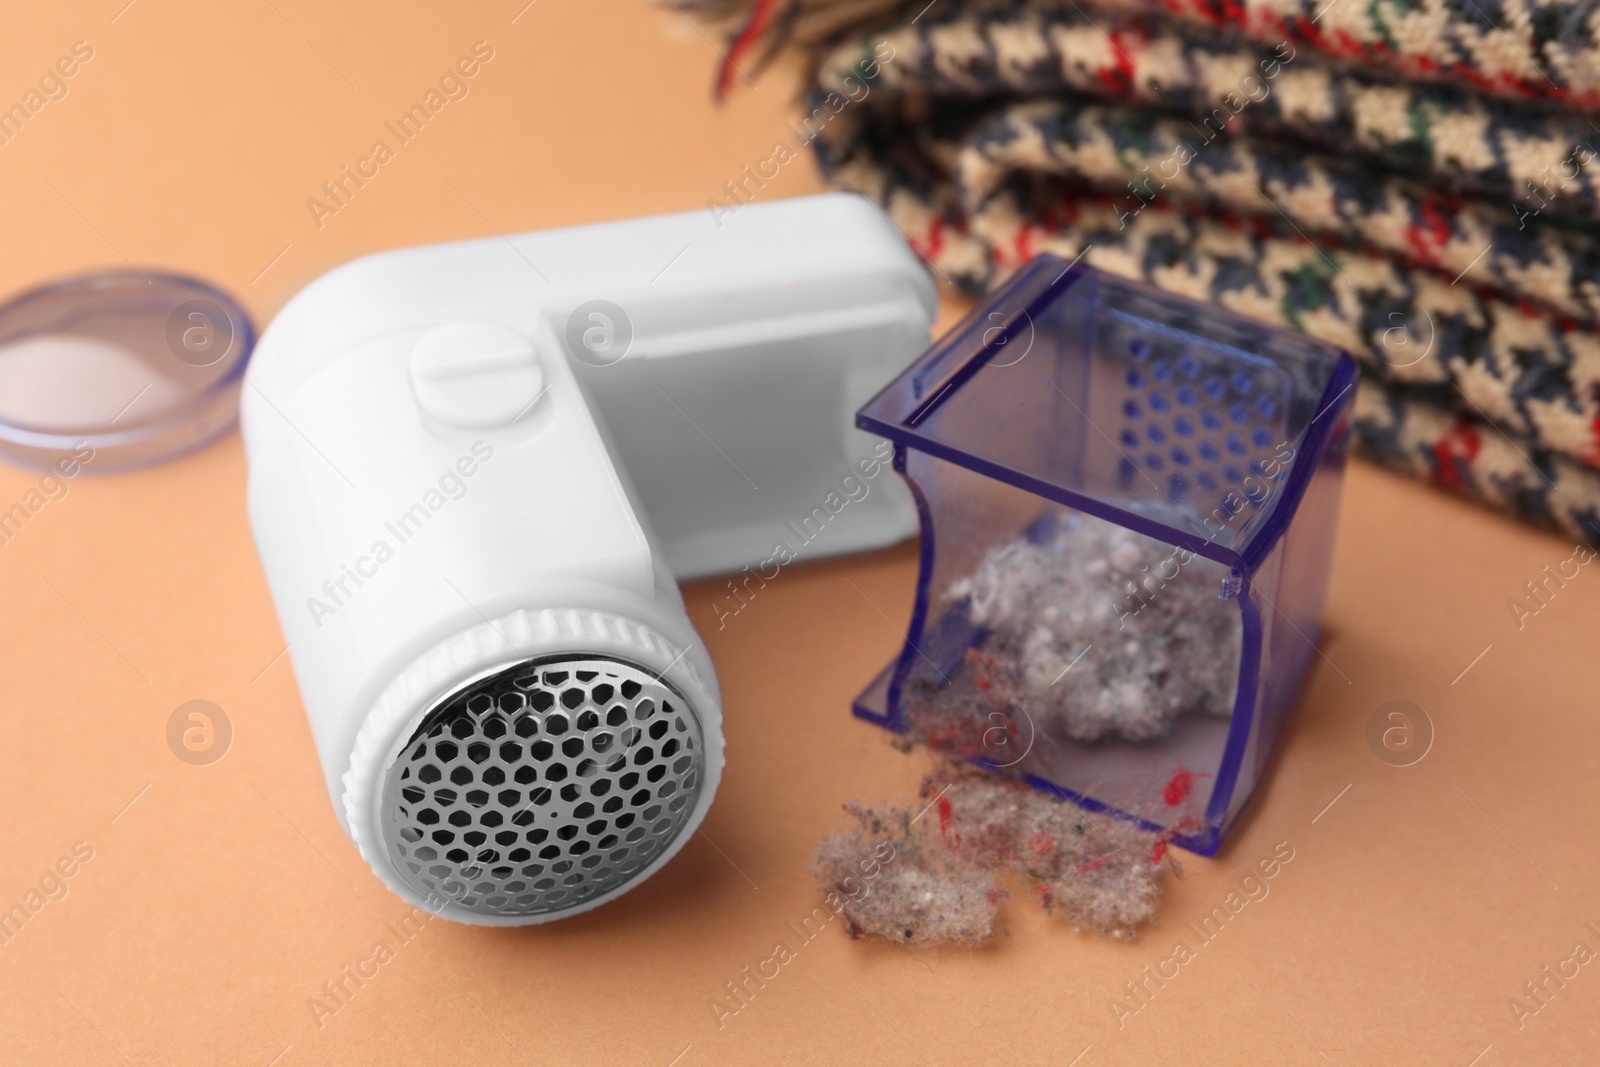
xmin=0 ymin=269 xmax=254 ymax=472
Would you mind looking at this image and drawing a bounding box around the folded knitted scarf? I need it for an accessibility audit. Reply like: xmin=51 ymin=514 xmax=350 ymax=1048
xmin=679 ymin=0 xmax=1600 ymax=543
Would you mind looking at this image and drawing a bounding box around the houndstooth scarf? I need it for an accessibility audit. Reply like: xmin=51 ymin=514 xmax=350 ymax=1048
xmin=679 ymin=0 xmax=1600 ymax=543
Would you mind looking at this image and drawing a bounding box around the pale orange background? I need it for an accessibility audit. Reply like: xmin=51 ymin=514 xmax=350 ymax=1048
xmin=0 ymin=2 xmax=1597 ymax=1064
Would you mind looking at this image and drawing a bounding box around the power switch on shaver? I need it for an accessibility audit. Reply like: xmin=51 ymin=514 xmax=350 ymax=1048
xmin=409 ymin=320 xmax=544 ymax=429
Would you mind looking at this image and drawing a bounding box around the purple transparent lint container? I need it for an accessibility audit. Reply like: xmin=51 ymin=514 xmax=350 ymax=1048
xmin=853 ymin=258 xmax=1358 ymax=855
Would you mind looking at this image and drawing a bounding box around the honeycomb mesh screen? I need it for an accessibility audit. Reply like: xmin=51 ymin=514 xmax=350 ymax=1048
xmin=380 ymin=655 xmax=704 ymax=918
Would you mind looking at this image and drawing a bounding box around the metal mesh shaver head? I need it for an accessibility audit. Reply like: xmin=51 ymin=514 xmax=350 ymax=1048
xmin=378 ymin=654 xmax=705 ymax=919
